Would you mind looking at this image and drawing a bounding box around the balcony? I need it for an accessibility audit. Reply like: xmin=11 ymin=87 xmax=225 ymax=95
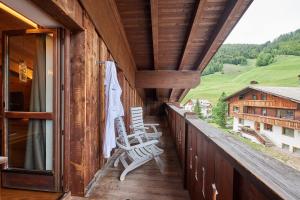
xmin=66 ymin=104 xmax=300 ymax=200
xmin=237 ymin=100 xmax=298 ymax=109
xmin=166 ymin=104 xmax=300 ymax=200
xmin=234 ymin=112 xmax=300 ymax=130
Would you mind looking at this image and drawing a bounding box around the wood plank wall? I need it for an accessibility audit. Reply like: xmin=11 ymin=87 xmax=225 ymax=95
xmin=69 ymin=12 xmax=101 ymax=196
xmin=49 ymin=0 xmax=144 ymax=196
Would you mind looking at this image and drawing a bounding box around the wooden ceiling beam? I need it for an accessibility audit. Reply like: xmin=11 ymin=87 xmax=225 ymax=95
xmin=169 ymin=0 xmax=207 ymax=101
xmin=31 ymin=0 xmax=84 ymax=31
xmin=177 ymin=0 xmax=254 ymax=102
xmin=135 ymin=70 xmax=200 ymax=89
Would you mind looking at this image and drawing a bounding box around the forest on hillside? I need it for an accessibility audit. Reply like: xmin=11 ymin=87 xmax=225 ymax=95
xmin=203 ymin=29 xmax=300 ymax=76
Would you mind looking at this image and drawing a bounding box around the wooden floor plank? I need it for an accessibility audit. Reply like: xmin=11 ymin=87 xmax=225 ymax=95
xmin=72 ymin=118 xmax=189 ymax=200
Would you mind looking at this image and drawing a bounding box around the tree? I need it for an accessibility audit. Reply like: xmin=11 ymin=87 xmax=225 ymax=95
xmin=193 ymin=100 xmax=203 ymax=119
xmin=256 ymin=52 xmax=274 ymax=66
xmin=212 ymin=92 xmax=227 ymax=128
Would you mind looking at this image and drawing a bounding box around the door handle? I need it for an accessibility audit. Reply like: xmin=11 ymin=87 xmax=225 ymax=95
xmin=212 ymin=183 xmax=218 ymax=200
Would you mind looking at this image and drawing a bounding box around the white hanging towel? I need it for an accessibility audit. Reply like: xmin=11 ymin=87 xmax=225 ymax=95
xmin=103 ymin=61 xmax=124 ymax=158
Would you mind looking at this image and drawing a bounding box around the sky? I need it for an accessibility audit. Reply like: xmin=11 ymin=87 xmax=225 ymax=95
xmin=224 ymin=0 xmax=300 ymax=44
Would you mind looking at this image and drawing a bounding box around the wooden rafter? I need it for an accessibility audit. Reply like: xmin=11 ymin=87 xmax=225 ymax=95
xmin=177 ymin=0 xmax=254 ymax=102
xmin=169 ymin=0 xmax=207 ymax=101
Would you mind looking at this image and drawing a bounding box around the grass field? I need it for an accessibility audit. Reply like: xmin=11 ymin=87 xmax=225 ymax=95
xmin=182 ymin=55 xmax=300 ymax=105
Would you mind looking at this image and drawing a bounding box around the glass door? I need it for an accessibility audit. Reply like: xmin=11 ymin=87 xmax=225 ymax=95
xmin=2 ymin=29 xmax=61 ymax=191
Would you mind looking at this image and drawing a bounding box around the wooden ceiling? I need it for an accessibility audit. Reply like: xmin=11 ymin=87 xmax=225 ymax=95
xmin=0 ymin=8 xmax=36 ymax=67
xmin=0 ymin=8 xmax=32 ymax=31
xmin=115 ymin=0 xmax=253 ymax=102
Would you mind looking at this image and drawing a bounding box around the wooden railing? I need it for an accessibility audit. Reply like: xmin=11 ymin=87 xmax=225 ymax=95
xmin=166 ymin=103 xmax=300 ymax=200
xmin=234 ymin=113 xmax=300 ymax=130
xmin=240 ymin=126 xmax=266 ymax=145
xmin=236 ymin=100 xmax=298 ymax=109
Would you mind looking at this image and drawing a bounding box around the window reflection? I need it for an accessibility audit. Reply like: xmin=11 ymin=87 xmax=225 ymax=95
xmin=7 ymin=33 xmax=54 ymax=171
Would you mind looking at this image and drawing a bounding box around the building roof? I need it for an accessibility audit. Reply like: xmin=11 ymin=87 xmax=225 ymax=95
xmin=225 ymin=86 xmax=300 ymax=104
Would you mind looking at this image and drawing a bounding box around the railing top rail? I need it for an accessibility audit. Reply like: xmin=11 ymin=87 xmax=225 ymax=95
xmin=167 ymin=104 xmax=300 ymax=200
xmin=237 ymin=112 xmax=300 ymax=124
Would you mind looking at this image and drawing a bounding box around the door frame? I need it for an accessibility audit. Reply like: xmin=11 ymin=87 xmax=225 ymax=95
xmin=1 ymin=28 xmax=62 ymax=192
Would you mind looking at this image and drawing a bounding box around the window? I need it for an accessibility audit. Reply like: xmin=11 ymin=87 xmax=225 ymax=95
xmin=4 ymin=30 xmax=58 ymax=172
xmin=239 ymin=95 xmax=244 ymax=100
xmin=262 ymin=108 xmax=267 ymax=116
xmin=252 ymin=95 xmax=257 ymax=100
xmin=282 ymin=143 xmax=290 ymax=151
xmin=282 ymin=128 xmax=294 ymax=137
xmin=293 ymin=147 xmax=300 ymax=154
xmin=233 ymin=106 xmax=239 ymax=112
xmin=263 ymin=123 xmax=273 ymax=131
xmin=262 ymin=94 xmax=267 ymax=100
xmin=239 ymin=118 xmax=244 ymax=125
xmin=277 ymin=109 xmax=294 ymax=119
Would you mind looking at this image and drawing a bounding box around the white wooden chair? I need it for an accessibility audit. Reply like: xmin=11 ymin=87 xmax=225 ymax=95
xmin=114 ymin=116 xmax=164 ymax=181
xmin=130 ymin=107 xmax=162 ymax=141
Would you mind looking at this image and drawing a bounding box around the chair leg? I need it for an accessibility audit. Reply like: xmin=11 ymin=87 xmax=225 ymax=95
xmin=120 ymin=158 xmax=150 ymax=181
xmin=114 ymin=152 xmax=125 ymax=168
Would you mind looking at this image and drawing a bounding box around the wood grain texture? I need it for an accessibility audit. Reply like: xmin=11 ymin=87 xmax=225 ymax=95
xmin=71 ymin=120 xmax=189 ymax=200
xmin=150 ymin=0 xmax=159 ymax=70
xmin=177 ymin=0 xmax=254 ymax=101
xmin=0 ymin=188 xmax=62 ymax=200
xmin=63 ymin=29 xmax=71 ymax=193
xmin=114 ymin=0 xmax=253 ymax=101
xmin=69 ymin=29 xmax=86 ymax=197
xmin=4 ymin=112 xmax=53 ymax=119
xmin=83 ymin=12 xmax=101 ymax=192
xmin=167 ymin=104 xmax=300 ymax=200
xmin=31 ymin=0 xmax=84 ymax=31
xmin=116 ymin=0 xmax=153 ymax=71
xmin=99 ymin=39 xmax=109 ymax=168
xmin=136 ymin=70 xmax=200 ymax=89
xmin=79 ymin=0 xmax=136 ymax=86
xmin=2 ymin=171 xmax=55 ymax=192
xmin=169 ymin=0 xmax=207 ymax=100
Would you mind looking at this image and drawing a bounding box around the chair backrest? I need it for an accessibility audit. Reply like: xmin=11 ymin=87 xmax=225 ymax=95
xmin=130 ymin=107 xmax=145 ymax=133
xmin=115 ymin=117 xmax=130 ymax=148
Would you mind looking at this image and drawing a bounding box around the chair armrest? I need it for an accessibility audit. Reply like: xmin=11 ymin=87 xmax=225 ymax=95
xmin=127 ymin=132 xmax=144 ymax=138
xmin=130 ymin=126 xmax=149 ymax=131
xmin=131 ymin=140 xmax=159 ymax=149
xmin=144 ymin=124 xmax=159 ymax=134
xmin=144 ymin=123 xmax=160 ymax=126
xmin=116 ymin=140 xmax=131 ymax=151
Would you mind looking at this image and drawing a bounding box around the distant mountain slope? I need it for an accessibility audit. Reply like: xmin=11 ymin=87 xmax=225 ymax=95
xmin=268 ymin=29 xmax=300 ymax=56
xmin=183 ymin=55 xmax=300 ymax=105
xmin=202 ymin=29 xmax=300 ymax=76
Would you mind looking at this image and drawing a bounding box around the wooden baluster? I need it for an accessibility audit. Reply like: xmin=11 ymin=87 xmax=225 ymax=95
xmin=194 ymin=155 xmax=198 ymax=181
xmin=202 ymin=167 xmax=205 ymax=198
xmin=189 ymin=147 xmax=193 ymax=169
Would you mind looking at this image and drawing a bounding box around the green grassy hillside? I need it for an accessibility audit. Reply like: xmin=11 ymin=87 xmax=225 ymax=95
xmin=182 ymin=55 xmax=300 ymax=105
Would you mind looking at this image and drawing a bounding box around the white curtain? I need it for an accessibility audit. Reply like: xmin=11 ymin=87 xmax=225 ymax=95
xmin=24 ymin=35 xmax=46 ymax=170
